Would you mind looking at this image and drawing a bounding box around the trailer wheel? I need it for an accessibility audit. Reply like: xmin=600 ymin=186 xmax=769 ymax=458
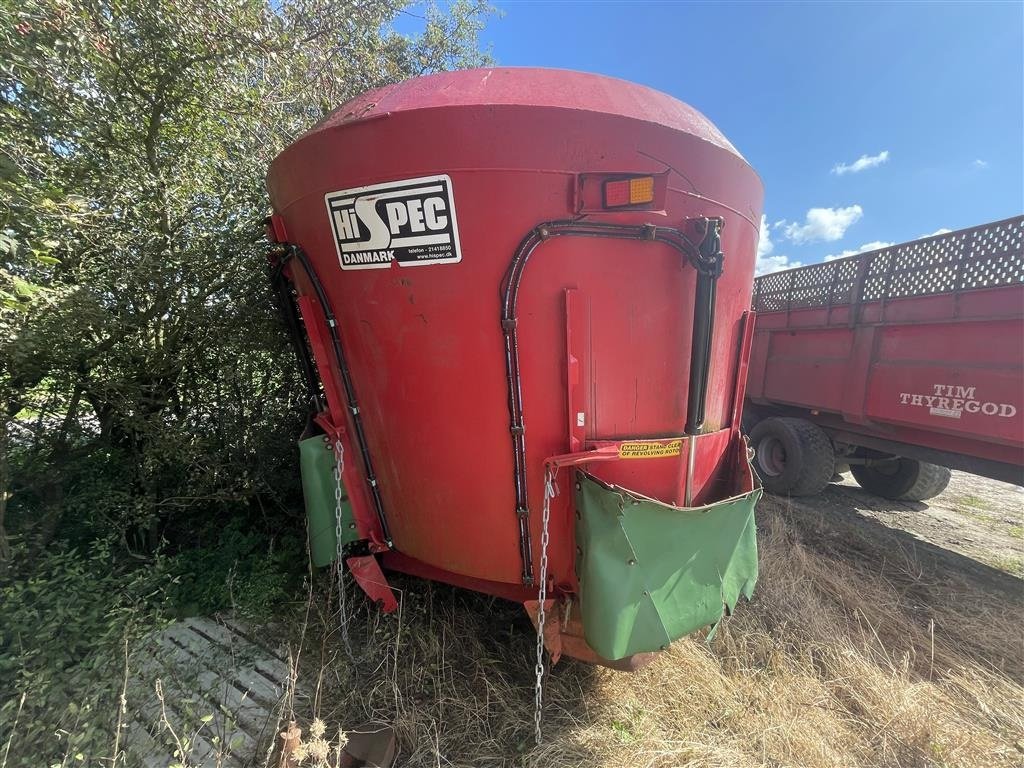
xmin=749 ymin=417 xmax=835 ymax=496
xmin=851 ymin=459 xmax=951 ymax=501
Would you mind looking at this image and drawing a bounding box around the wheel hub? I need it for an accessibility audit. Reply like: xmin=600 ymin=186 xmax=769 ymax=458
xmin=757 ymin=436 xmax=787 ymax=477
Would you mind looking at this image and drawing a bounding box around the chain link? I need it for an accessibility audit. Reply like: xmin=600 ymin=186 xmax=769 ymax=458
xmin=332 ymin=438 xmax=352 ymax=659
xmin=534 ymin=465 xmax=557 ymax=746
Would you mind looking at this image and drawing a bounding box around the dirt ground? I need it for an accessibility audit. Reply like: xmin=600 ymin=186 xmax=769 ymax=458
xmin=812 ymin=470 xmax=1024 ymax=578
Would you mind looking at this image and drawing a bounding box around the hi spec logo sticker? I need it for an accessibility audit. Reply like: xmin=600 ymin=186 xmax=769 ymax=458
xmin=618 ymin=439 xmax=683 ymax=460
xmin=899 ymin=384 xmax=1017 ymax=420
xmin=325 ymin=174 xmax=462 ymax=270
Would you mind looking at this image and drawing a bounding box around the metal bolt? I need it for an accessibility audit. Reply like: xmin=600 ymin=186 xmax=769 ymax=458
xmin=628 ymin=558 xmax=636 ymax=566
xmin=348 ymin=523 xmax=356 ymax=529
xmin=575 ymin=482 xmax=581 ymax=491
xmin=642 ymin=590 xmax=649 ymax=597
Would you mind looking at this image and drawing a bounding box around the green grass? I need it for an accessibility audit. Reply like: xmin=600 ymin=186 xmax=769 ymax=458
xmin=609 ymin=703 xmax=646 ymax=743
xmin=982 ymin=553 xmax=1024 ymax=577
xmin=954 ymin=505 xmax=997 ymax=525
xmin=957 ymin=495 xmax=992 ymax=511
xmin=0 ymin=525 xmax=303 ymax=767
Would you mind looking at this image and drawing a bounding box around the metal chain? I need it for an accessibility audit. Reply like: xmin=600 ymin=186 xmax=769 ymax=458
xmin=534 ymin=465 xmax=557 ymax=746
xmin=332 ymin=438 xmax=352 ymax=658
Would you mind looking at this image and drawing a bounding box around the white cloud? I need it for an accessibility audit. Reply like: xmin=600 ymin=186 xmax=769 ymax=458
xmin=919 ymin=227 xmax=952 ymax=238
xmin=756 ymin=215 xmax=773 ymax=258
xmin=781 ymin=205 xmax=863 ymax=244
xmin=832 ymin=150 xmax=890 ymax=176
xmin=824 ymin=240 xmax=894 ymax=262
xmin=756 ymin=254 xmax=802 ymax=276
xmin=755 ymin=214 xmax=802 ymax=274
xmin=973 ymin=159 xmax=988 ymax=169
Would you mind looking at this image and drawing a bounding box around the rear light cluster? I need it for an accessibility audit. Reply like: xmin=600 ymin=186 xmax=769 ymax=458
xmin=603 ymin=176 xmax=656 ymax=208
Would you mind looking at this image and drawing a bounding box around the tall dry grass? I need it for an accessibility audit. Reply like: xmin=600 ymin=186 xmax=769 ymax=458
xmin=299 ymin=495 xmax=1024 ymax=768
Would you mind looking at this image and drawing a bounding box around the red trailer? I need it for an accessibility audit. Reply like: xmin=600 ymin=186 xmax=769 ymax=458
xmin=745 ymin=216 xmax=1024 ymax=500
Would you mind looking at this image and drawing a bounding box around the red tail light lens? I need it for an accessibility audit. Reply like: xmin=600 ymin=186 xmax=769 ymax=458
xmin=603 ymin=176 xmax=656 ymax=208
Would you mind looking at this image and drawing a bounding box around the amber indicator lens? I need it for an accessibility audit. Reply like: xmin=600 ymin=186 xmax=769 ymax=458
xmin=603 ymin=176 xmax=656 ymax=208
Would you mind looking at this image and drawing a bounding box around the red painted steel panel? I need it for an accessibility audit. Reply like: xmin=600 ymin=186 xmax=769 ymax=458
xmin=875 ymin=318 xmax=1020 ymax=365
xmin=729 ymin=312 xmax=756 ymax=431
xmin=268 ymin=68 xmax=763 ymax=592
xmin=763 ymin=359 xmax=847 ymax=412
xmin=867 ymin=362 xmax=1021 ymax=446
xmin=746 ymin=331 xmax=769 ymax=400
xmin=564 ymin=288 xmax=586 ymax=453
xmin=765 ymin=327 xmax=854 ymax=360
xmin=749 ymin=217 xmax=1024 ymax=473
xmin=840 ymin=326 xmax=877 ymax=426
xmin=954 ymin=287 xmax=1024 ymax=319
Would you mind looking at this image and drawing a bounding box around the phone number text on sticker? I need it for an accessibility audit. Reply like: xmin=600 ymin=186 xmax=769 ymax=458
xmin=325 ymin=174 xmax=462 ymax=270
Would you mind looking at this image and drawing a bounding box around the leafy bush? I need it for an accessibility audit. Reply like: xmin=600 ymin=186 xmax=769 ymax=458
xmin=0 ymin=0 xmax=491 ymax=554
xmin=0 ymin=539 xmax=170 ymax=763
xmin=0 ymin=527 xmax=303 ymax=764
xmin=164 ymin=521 xmax=305 ymax=620
xmin=0 ymin=0 xmax=491 ymax=763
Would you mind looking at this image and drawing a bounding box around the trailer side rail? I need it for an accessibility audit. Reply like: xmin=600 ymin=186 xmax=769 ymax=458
xmin=753 ymin=216 xmax=1024 ymax=314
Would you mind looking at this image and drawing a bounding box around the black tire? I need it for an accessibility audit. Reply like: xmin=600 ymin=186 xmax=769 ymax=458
xmin=749 ymin=417 xmax=835 ymax=496
xmin=740 ymin=407 xmax=759 ymax=437
xmin=851 ymin=459 xmax=951 ymax=501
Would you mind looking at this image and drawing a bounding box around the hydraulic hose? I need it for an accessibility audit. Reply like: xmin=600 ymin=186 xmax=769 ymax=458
xmin=684 ymin=218 xmax=724 ymax=435
xmin=275 ymin=244 xmax=393 ymax=548
xmin=499 ymin=218 xmax=723 ymax=583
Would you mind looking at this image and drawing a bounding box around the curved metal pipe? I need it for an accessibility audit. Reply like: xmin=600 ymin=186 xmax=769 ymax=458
xmin=280 ymin=244 xmax=393 ymax=547
xmin=269 ymin=259 xmax=323 ymax=413
xmin=499 ymin=220 xmax=715 ymax=584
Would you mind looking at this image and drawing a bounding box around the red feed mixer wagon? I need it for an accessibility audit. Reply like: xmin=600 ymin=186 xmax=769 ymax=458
xmin=265 ymin=68 xmax=764 ymax=671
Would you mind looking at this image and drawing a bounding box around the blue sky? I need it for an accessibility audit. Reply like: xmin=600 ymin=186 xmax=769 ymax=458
xmin=411 ymin=1 xmax=1024 ymax=272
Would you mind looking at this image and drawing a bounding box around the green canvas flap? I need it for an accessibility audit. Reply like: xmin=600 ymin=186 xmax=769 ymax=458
xmin=574 ymin=471 xmax=760 ymax=660
xmin=299 ymin=435 xmax=359 ymax=567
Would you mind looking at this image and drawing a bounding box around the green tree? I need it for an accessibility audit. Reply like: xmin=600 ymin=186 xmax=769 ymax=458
xmin=0 ymin=0 xmax=490 ymax=762
xmin=0 ymin=0 xmax=491 ymax=552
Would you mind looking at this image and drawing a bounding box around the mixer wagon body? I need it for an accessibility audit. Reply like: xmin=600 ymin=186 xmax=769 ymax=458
xmin=746 ymin=217 xmax=1024 ymax=499
xmin=267 ymin=68 xmax=764 ymax=665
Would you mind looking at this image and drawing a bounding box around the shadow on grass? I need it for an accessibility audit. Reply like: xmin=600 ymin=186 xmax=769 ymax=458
xmin=760 ymin=486 xmax=1024 ymax=682
xmin=280 ymin=488 xmax=1024 ymax=767
xmin=295 ymin=574 xmax=605 ymax=767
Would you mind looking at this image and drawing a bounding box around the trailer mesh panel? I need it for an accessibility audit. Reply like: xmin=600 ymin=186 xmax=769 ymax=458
xmin=752 ymin=216 xmax=1024 ymax=312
